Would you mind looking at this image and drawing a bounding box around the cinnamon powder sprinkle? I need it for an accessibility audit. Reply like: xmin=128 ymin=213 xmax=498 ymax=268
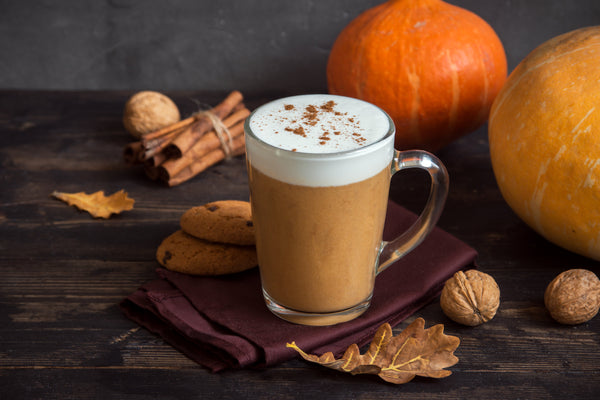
xmin=278 ymin=100 xmax=368 ymax=149
xmin=320 ymin=100 xmax=336 ymax=112
xmin=293 ymin=126 xmax=307 ymax=137
xmin=302 ymin=105 xmax=319 ymax=126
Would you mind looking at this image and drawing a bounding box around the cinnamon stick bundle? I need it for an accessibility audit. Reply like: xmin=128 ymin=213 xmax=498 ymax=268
xmin=164 ymin=91 xmax=244 ymax=159
xmin=123 ymin=91 xmax=249 ymax=186
xmin=157 ymin=109 xmax=249 ymax=182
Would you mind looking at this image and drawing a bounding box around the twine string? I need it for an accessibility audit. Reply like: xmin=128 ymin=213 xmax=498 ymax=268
xmin=195 ymin=110 xmax=234 ymax=159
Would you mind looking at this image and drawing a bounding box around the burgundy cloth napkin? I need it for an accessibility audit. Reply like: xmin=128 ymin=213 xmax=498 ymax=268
xmin=120 ymin=201 xmax=477 ymax=372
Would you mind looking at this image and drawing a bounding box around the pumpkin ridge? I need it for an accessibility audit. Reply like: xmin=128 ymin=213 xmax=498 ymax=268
xmin=491 ymin=41 xmax=600 ymax=123
xmin=474 ymin=43 xmax=490 ymax=125
xmin=570 ymin=108 xmax=596 ymax=147
xmin=355 ymin=6 xmax=385 ymax=98
xmin=446 ymin=50 xmax=460 ymax=134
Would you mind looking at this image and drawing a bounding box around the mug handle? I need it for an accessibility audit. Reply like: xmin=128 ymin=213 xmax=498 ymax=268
xmin=377 ymin=150 xmax=449 ymax=274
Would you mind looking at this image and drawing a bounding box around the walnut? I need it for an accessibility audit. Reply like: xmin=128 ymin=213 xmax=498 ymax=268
xmin=440 ymin=270 xmax=500 ymax=326
xmin=544 ymin=269 xmax=600 ymax=325
xmin=123 ymin=91 xmax=180 ymax=139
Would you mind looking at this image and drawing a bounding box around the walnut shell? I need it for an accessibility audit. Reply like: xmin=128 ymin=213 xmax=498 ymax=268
xmin=123 ymin=91 xmax=180 ymax=138
xmin=440 ymin=269 xmax=500 ymax=326
xmin=544 ymin=269 xmax=600 ymax=325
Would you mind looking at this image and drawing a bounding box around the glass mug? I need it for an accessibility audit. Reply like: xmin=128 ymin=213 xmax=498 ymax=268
xmin=244 ymin=94 xmax=448 ymax=326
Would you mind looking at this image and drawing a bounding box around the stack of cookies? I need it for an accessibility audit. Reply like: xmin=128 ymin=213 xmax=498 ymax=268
xmin=156 ymin=200 xmax=257 ymax=275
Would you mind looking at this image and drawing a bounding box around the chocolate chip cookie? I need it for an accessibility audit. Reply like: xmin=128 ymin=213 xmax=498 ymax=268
xmin=156 ymin=230 xmax=257 ymax=275
xmin=180 ymin=200 xmax=255 ymax=245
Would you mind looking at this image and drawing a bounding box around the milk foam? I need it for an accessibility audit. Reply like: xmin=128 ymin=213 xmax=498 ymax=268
xmin=245 ymin=95 xmax=395 ymax=187
xmin=248 ymin=95 xmax=390 ymax=153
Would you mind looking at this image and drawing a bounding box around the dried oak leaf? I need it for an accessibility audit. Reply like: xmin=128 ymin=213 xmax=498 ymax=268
xmin=286 ymin=318 xmax=459 ymax=384
xmin=52 ymin=190 xmax=134 ymax=219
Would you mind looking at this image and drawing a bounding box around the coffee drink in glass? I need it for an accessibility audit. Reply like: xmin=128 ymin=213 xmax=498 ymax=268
xmin=245 ymin=94 xmax=448 ymax=326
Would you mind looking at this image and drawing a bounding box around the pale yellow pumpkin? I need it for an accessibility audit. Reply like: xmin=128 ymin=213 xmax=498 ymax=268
xmin=489 ymin=26 xmax=600 ymax=260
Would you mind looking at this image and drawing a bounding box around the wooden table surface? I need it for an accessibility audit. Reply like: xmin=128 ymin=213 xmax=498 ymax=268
xmin=1 ymin=90 xmax=599 ymax=399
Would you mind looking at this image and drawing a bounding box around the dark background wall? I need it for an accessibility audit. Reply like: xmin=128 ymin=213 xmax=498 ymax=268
xmin=1 ymin=0 xmax=598 ymax=93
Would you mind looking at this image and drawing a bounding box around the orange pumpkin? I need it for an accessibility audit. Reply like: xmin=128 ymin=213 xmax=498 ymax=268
xmin=327 ymin=0 xmax=507 ymax=152
xmin=489 ymin=26 xmax=600 ymax=261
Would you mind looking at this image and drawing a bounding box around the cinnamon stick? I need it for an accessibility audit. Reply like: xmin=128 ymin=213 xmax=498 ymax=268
xmin=157 ymin=109 xmax=249 ymax=181
xmin=166 ymin=134 xmax=246 ymax=187
xmin=123 ymin=142 xmax=143 ymax=165
xmin=141 ymin=113 xmax=201 ymax=142
xmin=164 ymin=91 xmax=244 ymax=159
xmin=142 ymin=129 xmax=180 ymax=153
xmin=141 ymin=125 xmax=188 ymax=160
xmin=145 ymin=151 xmax=168 ymax=168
